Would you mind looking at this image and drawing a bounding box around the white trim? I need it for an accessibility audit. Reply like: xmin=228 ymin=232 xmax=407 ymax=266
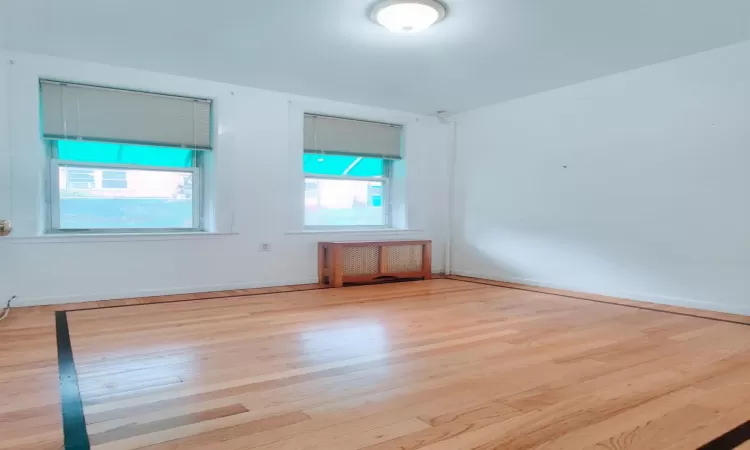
xmin=40 ymin=78 xmax=213 ymax=103
xmin=192 ymin=164 xmax=202 ymax=229
xmin=303 ymin=174 xmax=385 ymax=182
xmin=286 ymin=228 xmax=421 ymax=235
xmin=450 ymin=269 xmax=750 ymax=317
xmin=382 ymin=159 xmax=393 ymax=226
xmin=49 ymin=159 xmax=61 ymax=229
xmin=303 ymin=112 xmax=403 ymax=128
xmin=13 ymin=276 xmax=318 ymax=307
xmin=10 ymin=231 xmax=237 ymax=244
xmin=443 ymin=120 xmax=457 ymax=275
xmin=56 ymin=160 xmax=198 ymax=174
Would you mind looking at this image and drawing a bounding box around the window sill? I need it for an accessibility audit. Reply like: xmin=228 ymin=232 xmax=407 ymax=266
xmin=285 ymin=228 xmax=423 ymax=235
xmin=9 ymin=231 xmax=238 ymax=244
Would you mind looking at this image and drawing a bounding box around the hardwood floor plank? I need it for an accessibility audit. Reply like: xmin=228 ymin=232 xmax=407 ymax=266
xmin=89 ymin=404 xmax=249 ymax=446
xmin=587 ymin=404 xmax=719 ymax=450
xmin=355 ymin=401 xmax=523 ymax=450
xmin=3 ymin=278 xmax=749 ymax=449
xmin=259 ymin=417 xmax=431 ymax=450
xmin=102 ymin=411 xmax=312 ymax=450
xmin=138 ymin=411 xmax=312 ymax=449
xmin=82 ymin=327 xmax=520 ymax=416
xmin=663 ymin=403 xmax=750 ymax=450
xmin=535 ymin=387 xmax=707 ymax=449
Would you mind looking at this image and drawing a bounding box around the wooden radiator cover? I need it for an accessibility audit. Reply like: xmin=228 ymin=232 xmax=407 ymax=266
xmin=318 ymin=240 xmax=432 ymax=287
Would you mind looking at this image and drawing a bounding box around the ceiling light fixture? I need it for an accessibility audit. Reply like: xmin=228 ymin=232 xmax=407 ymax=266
xmin=370 ymin=0 xmax=447 ymax=33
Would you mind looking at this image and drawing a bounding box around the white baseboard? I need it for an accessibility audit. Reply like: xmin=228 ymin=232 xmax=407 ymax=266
xmin=22 ymin=268 xmax=745 ymax=318
xmin=450 ymin=269 xmax=750 ymax=317
xmin=16 ymin=277 xmax=320 ymax=308
xmin=16 ymin=267 xmax=445 ymax=308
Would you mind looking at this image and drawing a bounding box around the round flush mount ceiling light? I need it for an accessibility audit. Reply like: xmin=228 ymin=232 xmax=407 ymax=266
xmin=370 ymin=0 xmax=447 ymax=33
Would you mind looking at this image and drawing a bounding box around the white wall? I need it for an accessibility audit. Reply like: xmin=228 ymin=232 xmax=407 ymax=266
xmin=452 ymin=40 xmax=750 ymax=316
xmin=6 ymin=41 xmax=748 ymax=315
xmin=0 ymin=60 xmax=8 ymax=215
xmin=0 ymin=59 xmax=11 ymax=304
xmin=0 ymin=50 xmax=452 ymax=307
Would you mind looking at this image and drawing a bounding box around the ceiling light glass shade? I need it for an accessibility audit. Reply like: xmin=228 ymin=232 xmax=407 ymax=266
xmin=371 ymin=0 xmax=447 ymax=33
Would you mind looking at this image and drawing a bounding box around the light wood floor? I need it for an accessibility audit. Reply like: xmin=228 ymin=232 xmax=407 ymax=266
xmin=1 ymin=279 xmax=749 ymax=449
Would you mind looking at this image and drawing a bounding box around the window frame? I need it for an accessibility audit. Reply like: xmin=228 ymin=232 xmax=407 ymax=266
xmin=303 ymin=156 xmax=393 ymax=230
xmin=47 ymin=140 xmax=204 ymax=233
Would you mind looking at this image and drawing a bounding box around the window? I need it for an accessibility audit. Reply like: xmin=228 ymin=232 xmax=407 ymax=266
xmin=40 ymin=80 xmax=212 ymax=233
xmin=101 ymin=171 xmax=128 ymax=189
xmin=303 ymin=114 xmax=402 ymax=228
xmin=66 ymin=168 xmax=95 ymax=190
xmin=304 ymin=154 xmax=390 ymax=227
xmin=50 ymin=141 xmax=201 ymax=231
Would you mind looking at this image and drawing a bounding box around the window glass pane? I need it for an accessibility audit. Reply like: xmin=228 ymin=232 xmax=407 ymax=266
xmin=66 ymin=168 xmax=95 ymax=189
xmin=304 ymin=178 xmax=384 ymax=227
xmin=58 ymin=166 xmax=194 ymax=229
xmin=102 ymin=170 xmax=128 ymax=189
xmin=57 ymin=140 xmax=194 ymax=168
xmin=303 ymin=154 xmax=384 ymax=177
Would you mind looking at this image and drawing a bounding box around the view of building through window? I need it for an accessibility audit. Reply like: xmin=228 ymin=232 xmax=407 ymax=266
xmin=304 ymin=178 xmax=384 ymax=227
xmin=52 ymin=141 xmax=199 ymax=230
xmin=58 ymin=166 xmax=195 ymax=230
xmin=303 ymin=154 xmax=389 ymax=227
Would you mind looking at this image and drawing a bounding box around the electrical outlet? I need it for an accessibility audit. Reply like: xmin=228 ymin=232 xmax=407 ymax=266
xmin=259 ymin=243 xmax=271 ymax=252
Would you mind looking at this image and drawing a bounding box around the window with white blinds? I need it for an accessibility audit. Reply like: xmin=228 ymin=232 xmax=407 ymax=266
xmin=41 ymin=80 xmax=211 ymax=233
xmin=40 ymin=80 xmax=213 ymax=150
xmin=303 ymin=114 xmax=402 ymax=160
xmin=303 ymin=114 xmax=402 ymax=228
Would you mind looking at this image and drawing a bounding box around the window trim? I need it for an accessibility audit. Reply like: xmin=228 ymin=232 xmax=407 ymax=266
xmin=303 ymin=157 xmax=392 ymax=229
xmin=46 ymin=141 xmax=204 ymax=233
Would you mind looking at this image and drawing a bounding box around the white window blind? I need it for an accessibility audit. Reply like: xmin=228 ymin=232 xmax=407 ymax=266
xmin=304 ymin=114 xmax=402 ymax=159
xmin=41 ymin=80 xmax=213 ymax=150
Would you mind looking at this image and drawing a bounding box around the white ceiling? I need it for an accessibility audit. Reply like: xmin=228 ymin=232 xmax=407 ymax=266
xmin=1 ymin=0 xmax=749 ymax=114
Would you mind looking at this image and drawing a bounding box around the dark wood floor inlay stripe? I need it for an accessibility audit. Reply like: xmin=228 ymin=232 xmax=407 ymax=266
xmin=57 ymin=311 xmax=91 ymax=450
xmin=698 ymin=420 xmax=750 ymax=450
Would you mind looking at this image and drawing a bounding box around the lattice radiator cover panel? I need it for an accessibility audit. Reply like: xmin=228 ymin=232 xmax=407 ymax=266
xmin=385 ymin=244 xmax=423 ymax=273
xmin=319 ymin=240 xmax=430 ymax=287
xmin=343 ymin=246 xmax=380 ymax=275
